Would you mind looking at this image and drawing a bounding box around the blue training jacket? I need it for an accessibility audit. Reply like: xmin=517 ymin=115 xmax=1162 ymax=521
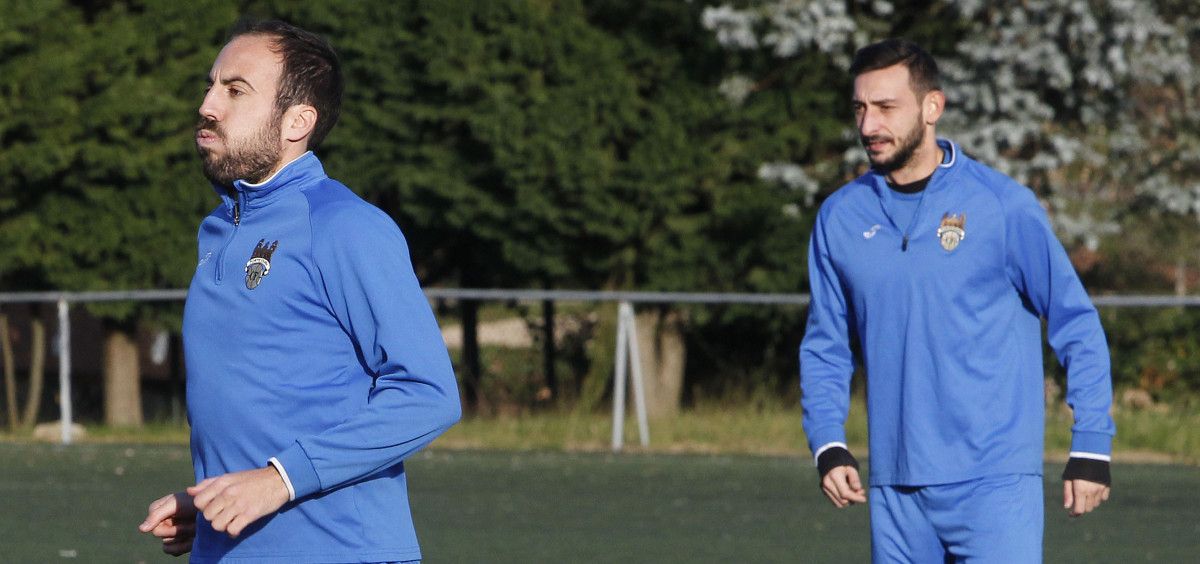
xmin=800 ymin=139 xmax=1114 ymax=487
xmin=183 ymin=152 xmax=461 ymax=562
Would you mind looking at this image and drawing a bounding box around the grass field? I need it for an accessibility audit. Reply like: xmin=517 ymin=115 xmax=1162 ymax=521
xmin=0 ymin=442 xmax=1197 ymax=563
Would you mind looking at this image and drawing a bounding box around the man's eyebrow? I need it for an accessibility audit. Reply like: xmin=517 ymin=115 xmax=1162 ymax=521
xmin=206 ymin=75 xmax=257 ymax=91
xmin=852 ymin=96 xmax=899 ymax=105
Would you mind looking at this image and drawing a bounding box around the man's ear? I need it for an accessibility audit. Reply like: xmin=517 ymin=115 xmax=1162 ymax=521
xmin=282 ymin=104 xmax=318 ymax=144
xmin=923 ymin=90 xmax=946 ymax=125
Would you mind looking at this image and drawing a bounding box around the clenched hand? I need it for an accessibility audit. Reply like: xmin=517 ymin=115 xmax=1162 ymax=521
xmin=821 ymin=465 xmax=868 ymax=508
xmin=139 ymin=491 xmax=197 ymax=556
xmin=188 ymin=466 xmax=291 ymax=538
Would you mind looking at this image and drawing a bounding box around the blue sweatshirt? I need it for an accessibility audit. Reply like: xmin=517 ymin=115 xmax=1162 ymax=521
xmin=800 ymin=139 xmax=1114 ymax=487
xmin=183 ymin=152 xmax=461 ymax=562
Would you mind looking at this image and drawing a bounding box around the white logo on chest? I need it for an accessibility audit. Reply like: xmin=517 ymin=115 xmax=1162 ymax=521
xmin=863 ymin=224 xmax=881 ymax=239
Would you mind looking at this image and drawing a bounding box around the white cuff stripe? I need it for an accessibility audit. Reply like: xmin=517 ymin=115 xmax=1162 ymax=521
xmin=1068 ymin=451 xmax=1112 ymax=462
xmin=268 ymin=457 xmax=297 ymax=501
xmin=813 ymin=442 xmax=848 ymax=466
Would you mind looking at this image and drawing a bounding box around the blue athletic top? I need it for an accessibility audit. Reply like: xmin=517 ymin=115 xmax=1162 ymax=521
xmin=800 ymin=139 xmax=1114 ymax=487
xmin=183 ymin=152 xmax=461 ymax=562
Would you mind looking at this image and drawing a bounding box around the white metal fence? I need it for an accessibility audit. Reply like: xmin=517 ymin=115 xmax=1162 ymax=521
xmin=2 ymin=289 xmax=1198 ymax=450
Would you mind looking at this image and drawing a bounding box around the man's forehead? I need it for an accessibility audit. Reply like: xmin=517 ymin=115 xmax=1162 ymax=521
xmin=852 ymin=64 xmax=916 ymax=102
xmin=209 ymin=35 xmax=282 ymax=85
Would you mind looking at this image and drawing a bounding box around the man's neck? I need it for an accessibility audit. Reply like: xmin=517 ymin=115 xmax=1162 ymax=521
xmin=885 ymin=138 xmax=942 ymax=185
xmin=243 ymin=149 xmax=311 ymax=188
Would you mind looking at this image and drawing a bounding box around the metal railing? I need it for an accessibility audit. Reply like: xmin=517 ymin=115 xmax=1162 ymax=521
xmin=2 ymin=289 xmax=1197 ymax=449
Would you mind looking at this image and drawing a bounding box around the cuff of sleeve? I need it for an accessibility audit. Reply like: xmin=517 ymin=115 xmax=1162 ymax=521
xmin=808 ymin=427 xmax=848 ymax=459
xmin=816 ymin=446 xmax=859 ymax=480
xmin=1062 ymin=457 xmax=1111 ymax=486
xmin=812 ymin=442 xmax=848 ymax=466
xmin=267 ymin=457 xmax=297 ymax=502
xmin=1070 ymin=431 xmax=1113 ymax=456
xmin=275 ymin=442 xmax=322 ymax=500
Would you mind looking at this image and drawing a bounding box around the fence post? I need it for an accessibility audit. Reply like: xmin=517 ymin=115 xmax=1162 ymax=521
xmin=611 ymin=301 xmax=649 ymax=452
xmin=611 ymin=302 xmax=629 ymax=452
xmin=623 ymin=303 xmax=649 ymax=448
xmin=57 ymin=298 xmax=72 ymax=445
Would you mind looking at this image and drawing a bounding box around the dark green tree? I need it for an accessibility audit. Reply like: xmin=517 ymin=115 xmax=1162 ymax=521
xmin=0 ymin=0 xmax=237 ymax=426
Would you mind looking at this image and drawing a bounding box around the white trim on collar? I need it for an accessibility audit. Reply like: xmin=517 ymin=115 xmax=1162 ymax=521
xmin=242 ymin=151 xmax=314 ymax=188
xmin=938 ymin=141 xmax=957 ymax=168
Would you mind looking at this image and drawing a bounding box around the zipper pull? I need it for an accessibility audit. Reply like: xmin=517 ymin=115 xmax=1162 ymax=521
xmin=233 ymin=201 xmax=241 ymax=226
xmin=902 ymin=236 xmax=909 ymax=252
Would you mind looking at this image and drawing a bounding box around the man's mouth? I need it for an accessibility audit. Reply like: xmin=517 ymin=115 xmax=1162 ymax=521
xmin=863 ymin=136 xmax=891 ymax=153
xmin=196 ymin=129 xmax=220 ymax=146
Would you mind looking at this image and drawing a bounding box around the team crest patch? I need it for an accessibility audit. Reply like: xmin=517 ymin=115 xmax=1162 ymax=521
xmin=936 ymin=213 xmax=966 ymax=251
xmin=245 ymin=239 xmax=279 ymax=290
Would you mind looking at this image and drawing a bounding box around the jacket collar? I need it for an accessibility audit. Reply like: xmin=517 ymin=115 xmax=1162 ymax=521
xmin=868 ymin=138 xmax=959 ymax=199
xmin=214 ymin=151 xmax=326 ymax=212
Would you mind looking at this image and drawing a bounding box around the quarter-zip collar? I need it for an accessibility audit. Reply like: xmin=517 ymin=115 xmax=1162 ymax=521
xmin=214 ymin=151 xmax=327 ymax=218
xmin=868 ymin=138 xmax=959 ymax=201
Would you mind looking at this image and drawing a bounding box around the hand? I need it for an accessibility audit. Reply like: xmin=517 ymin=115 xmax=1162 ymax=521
xmin=139 ymin=491 xmax=197 ymax=556
xmin=1063 ymin=479 xmax=1110 ymax=517
xmin=188 ymin=466 xmax=291 ymax=538
xmin=821 ymin=465 xmax=867 ymax=508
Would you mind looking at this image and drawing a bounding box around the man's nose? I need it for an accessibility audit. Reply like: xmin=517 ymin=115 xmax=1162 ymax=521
xmin=198 ymin=89 xmax=221 ymax=122
xmin=858 ymin=107 xmax=880 ymax=136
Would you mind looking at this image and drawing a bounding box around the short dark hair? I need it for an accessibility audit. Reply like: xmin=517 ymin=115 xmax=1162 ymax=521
xmin=230 ymin=19 xmax=343 ymax=149
xmin=849 ymin=39 xmax=941 ymax=95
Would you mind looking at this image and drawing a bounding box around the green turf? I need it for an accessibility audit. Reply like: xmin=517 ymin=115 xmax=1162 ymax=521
xmin=0 ymin=443 xmax=1196 ymax=562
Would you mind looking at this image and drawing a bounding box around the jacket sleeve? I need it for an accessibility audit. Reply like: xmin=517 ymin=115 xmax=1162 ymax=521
xmin=274 ymin=203 xmax=461 ymax=500
xmin=1004 ymin=189 xmax=1114 ymax=457
xmin=800 ymin=208 xmax=856 ymax=458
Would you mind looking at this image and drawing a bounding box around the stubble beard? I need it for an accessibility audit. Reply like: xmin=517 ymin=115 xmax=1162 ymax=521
xmin=863 ymin=111 xmax=926 ymax=175
xmin=196 ymin=112 xmax=283 ymax=188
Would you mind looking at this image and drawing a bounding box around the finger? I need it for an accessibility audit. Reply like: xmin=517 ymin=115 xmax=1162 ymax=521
xmin=831 ymin=474 xmax=856 ymax=504
xmin=163 ymin=538 xmax=192 ymax=556
xmin=191 ymin=480 xmax=224 ymax=511
xmin=202 ymin=499 xmax=227 ymax=528
xmin=844 ymin=468 xmax=867 ymax=503
xmin=150 ymin=519 xmax=179 ymax=539
xmin=187 ymin=477 xmax=219 ymax=502
xmin=821 ymin=480 xmax=845 ymax=507
xmin=822 ymin=475 xmax=849 ymax=508
xmin=1062 ymin=481 xmax=1073 ymax=510
xmin=847 ymin=469 xmax=862 ymax=491
xmin=160 ymin=525 xmax=195 ymax=546
xmin=140 ymin=494 xmax=178 ymax=532
xmin=1101 ymin=487 xmax=1111 ymax=502
xmin=174 ymin=521 xmax=196 ymax=537
xmin=1071 ymin=486 xmax=1089 ymax=516
xmin=226 ymin=513 xmax=253 ymax=538
xmin=209 ymin=507 xmax=231 ymax=533
xmin=155 ymin=520 xmax=195 ymax=540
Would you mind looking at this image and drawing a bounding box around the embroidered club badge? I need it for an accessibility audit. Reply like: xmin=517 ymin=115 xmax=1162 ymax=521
xmin=936 ymin=213 xmax=966 ymax=252
xmin=245 ymin=239 xmax=279 ymax=290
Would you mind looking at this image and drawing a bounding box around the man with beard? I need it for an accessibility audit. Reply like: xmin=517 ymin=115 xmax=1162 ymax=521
xmin=138 ymin=20 xmax=460 ymax=562
xmin=798 ymin=39 xmax=1114 ymax=562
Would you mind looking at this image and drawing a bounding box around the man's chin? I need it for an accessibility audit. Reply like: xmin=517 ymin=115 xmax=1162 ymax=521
xmin=200 ymin=162 xmax=234 ymax=187
xmin=196 ymin=145 xmax=223 ymax=162
xmin=867 ymin=154 xmax=898 ymax=172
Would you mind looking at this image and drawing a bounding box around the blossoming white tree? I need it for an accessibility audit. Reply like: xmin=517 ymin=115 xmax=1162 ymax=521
xmin=705 ymin=0 xmax=1199 ymax=287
